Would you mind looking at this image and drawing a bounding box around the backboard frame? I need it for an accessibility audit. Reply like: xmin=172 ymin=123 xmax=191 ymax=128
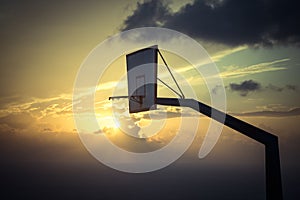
xmin=126 ymin=45 xmax=158 ymax=113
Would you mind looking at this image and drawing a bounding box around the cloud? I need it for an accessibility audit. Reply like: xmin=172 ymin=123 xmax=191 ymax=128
xmin=229 ymin=80 xmax=261 ymax=96
xmin=211 ymin=45 xmax=247 ymax=61
xmin=96 ymin=81 xmax=120 ymax=91
xmin=211 ymin=84 xmax=223 ymax=95
xmin=0 ymin=94 xmax=74 ymax=133
xmin=122 ymin=0 xmax=171 ymax=30
xmin=165 ymin=58 xmax=289 ymax=86
xmin=43 ymin=128 xmax=53 ymax=132
xmin=231 ymin=107 xmax=300 ymax=117
xmin=228 ymin=80 xmax=298 ymax=96
xmin=123 ymin=0 xmax=300 ymax=46
xmin=0 ymin=112 xmax=36 ymax=131
xmin=0 ymin=94 xmax=72 ymax=117
xmin=141 ymin=106 xmax=200 ymax=120
xmin=286 ymin=84 xmax=297 ymax=91
xmin=220 ymin=58 xmax=289 ymax=78
xmin=266 ymin=84 xmax=298 ymax=92
xmin=94 ymin=126 xmax=117 ymax=135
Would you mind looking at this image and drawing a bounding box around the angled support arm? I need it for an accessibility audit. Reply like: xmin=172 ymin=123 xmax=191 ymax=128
xmin=156 ymin=98 xmax=283 ymax=200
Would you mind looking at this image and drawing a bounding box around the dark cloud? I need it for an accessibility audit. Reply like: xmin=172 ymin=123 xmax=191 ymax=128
xmin=231 ymin=107 xmax=300 ymax=117
xmin=266 ymin=84 xmax=285 ymax=92
xmin=286 ymin=84 xmax=297 ymax=91
xmin=229 ymin=80 xmax=261 ymax=96
xmin=43 ymin=128 xmax=53 ymax=132
xmin=211 ymin=84 xmax=223 ymax=95
xmin=122 ymin=0 xmax=300 ymax=46
xmin=228 ymin=80 xmax=297 ymax=96
xmin=266 ymin=84 xmax=298 ymax=92
xmin=93 ymin=129 xmax=103 ymax=134
xmin=122 ymin=0 xmax=170 ymax=30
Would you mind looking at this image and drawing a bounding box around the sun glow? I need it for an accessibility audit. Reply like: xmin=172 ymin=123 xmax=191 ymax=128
xmin=97 ymin=116 xmax=120 ymax=130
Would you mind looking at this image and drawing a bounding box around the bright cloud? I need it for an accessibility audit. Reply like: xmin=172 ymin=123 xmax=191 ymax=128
xmin=220 ymin=58 xmax=289 ymax=78
xmin=0 ymin=94 xmax=74 ymax=133
xmin=211 ymin=45 xmax=248 ymax=62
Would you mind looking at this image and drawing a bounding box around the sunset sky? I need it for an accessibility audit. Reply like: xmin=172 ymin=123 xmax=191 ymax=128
xmin=0 ymin=0 xmax=299 ymax=199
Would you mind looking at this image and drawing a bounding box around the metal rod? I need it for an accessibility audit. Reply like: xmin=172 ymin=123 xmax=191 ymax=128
xmin=157 ymin=49 xmax=185 ymax=99
xmin=108 ymin=96 xmax=128 ymax=100
xmin=157 ymin=77 xmax=183 ymax=99
xmin=156 ymin=97 xmax=283 ymax=200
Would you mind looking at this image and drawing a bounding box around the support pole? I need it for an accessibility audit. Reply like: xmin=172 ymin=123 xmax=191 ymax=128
xmin=156 ymin=98 xmax=283 ymax=200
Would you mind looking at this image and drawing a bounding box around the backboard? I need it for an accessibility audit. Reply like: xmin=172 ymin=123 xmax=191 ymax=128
xmin=126 ymin=45 xmax=158 ymax=113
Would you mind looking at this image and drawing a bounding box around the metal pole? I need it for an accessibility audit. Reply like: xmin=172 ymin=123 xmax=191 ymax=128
xmin=156 ymin=97 xmax=283 ymax=200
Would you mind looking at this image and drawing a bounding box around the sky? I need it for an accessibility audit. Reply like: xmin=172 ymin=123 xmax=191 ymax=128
xmin=0 ymin=0 xmax=300 ymax=199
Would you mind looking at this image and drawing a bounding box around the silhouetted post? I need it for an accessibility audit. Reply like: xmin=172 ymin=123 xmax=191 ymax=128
xmin=156 ymin=98 xmax=283 ymax=200
xmin=265 ymin=138 xmax=283 ymax=200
